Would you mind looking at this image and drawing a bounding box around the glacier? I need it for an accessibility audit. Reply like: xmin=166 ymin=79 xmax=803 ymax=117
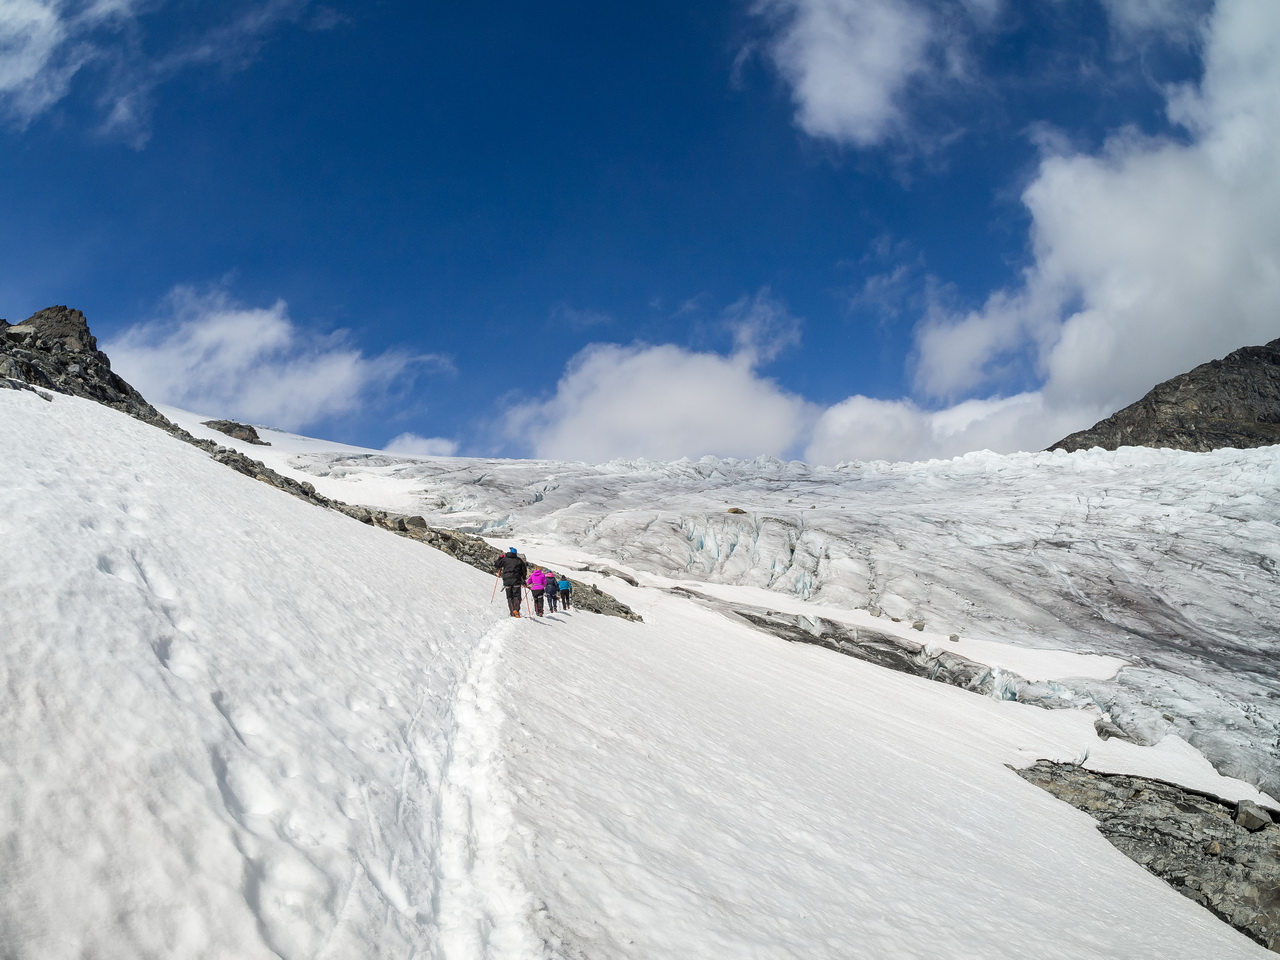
xmin=203 ymin=413 xmax=1280 ymax=801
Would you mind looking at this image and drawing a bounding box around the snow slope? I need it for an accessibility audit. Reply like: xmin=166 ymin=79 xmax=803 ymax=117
xmin=1 ymin=392 xmax=1271 ymax=958
xmin=166 ymin=408 xmax=1280 ymax=800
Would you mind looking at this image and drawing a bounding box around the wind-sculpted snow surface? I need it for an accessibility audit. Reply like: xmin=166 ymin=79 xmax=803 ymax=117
xmin=273 ymin=445 xmax=1280 ymax=798
xmin=3 ymin=393 xmax=1275 ymax=958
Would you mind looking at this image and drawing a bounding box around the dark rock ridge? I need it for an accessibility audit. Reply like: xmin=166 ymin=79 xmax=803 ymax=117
xmin=1050 ymin=338 xmax=1280 ymax=452
xmin=725 ymin=605 xmax=1133 ymax=726
xmin=202 ymin=419 xmax=270 ymax=445
xmin=1018 ymin=761 xmax=1279 ymax=952
xmin=1 ymin=307 xmax=163 ymax=421
xmin=2 ymin=305 xmax=639 ymax=621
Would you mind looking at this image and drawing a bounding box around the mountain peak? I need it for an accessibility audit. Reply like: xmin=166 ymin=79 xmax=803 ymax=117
xmin=1 ymin=305 xmax=160 ymax=421
xmin=11 ymin=305 xmax=99 ymax=354
xmin=1049 ymin=337 xmax=1280 ymax=453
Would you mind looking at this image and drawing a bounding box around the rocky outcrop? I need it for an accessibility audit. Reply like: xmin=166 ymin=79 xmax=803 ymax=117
xmin=202 ymin=419 xmax=270 ymax=445
xmin=3 ymin=305 xmax=640 ymax=621
xmin=726 ymin=606 xmax=1107 ymax=715
xmin=1049 ymin=338 xmax=1280 ymax=452
xmin=1018 ymin=761 xmax=1280 ymax=952
xmin=1 ymin=307 xmax=164 ymax=423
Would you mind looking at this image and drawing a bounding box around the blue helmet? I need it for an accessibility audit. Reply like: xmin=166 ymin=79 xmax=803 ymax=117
xmin=508 ymin=547 xmax=518 ymax=555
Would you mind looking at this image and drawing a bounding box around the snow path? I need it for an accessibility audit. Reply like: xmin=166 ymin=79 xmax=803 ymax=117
xmin=434 ymin=619 xmax=543 ymax=960
xmin=0 ymin=392 xmax=538 ymax=959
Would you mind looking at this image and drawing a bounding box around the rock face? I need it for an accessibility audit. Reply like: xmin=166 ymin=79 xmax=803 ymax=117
xmin=202 ymin=419 xmax=270 ymax=445
xmin=1 ymin=307 xmax=164 ymax=423
xmin=3 ymin=305 xmax=640 ymax=621
xmin=1049 ymin=338 xmax=1280 ymax=452
xmin=1018 ymin=761 xmax=1280 ymax=952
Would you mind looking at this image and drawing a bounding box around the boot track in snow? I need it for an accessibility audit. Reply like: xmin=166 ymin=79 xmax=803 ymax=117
xmin=430 ymin=618 xmax=543 ymax=959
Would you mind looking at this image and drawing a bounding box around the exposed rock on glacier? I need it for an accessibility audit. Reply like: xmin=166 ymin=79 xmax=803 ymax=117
xmin=1018 ymin=761 xmax=1280 ymax=952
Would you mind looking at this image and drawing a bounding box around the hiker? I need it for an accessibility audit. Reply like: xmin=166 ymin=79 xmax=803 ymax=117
xmin=558 ymin=575 xmax=572 ymax=610
xmin=494 ymin=547 xmax=528 ymax=617
xmin=545 ymin=574 xmax=559 ymax=613
xmin=527 ymin=567 xmax=549 ymax=616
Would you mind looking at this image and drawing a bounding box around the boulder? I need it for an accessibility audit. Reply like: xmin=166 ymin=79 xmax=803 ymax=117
xmin=201 ymin=419 xmax=270 ymax=445
xmin=1237 ymin=800 xmax=1274 ymax=832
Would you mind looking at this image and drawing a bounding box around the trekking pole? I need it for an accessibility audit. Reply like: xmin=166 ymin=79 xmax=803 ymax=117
xmin=491 ymin=574 xmax=500 ymax=602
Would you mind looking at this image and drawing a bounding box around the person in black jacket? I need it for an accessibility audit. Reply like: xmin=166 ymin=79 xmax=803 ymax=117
xmin=494 ymin=547 xmax=528 ymax=617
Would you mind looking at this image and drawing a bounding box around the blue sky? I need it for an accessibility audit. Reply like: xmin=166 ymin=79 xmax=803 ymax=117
xmin=3 ymin=0 xmax=1278 ymax=462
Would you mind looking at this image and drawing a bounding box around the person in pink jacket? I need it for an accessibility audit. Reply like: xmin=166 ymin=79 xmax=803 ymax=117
xmin=526 ymin=567 xmax=549 ymax=616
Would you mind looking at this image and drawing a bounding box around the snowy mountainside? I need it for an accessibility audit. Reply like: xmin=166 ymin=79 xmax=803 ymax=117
xmin=4 ymin=392 xmax=1276 ymax=958
xmin=169 ymin=408 xmax=1280 ymax=800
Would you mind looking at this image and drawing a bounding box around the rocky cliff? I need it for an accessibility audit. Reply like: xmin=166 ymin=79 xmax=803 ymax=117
xmin=1049 ymin=338 xmax=1280 ymax=453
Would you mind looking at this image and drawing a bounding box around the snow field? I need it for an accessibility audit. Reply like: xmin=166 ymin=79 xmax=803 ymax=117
xmin=193 ymin=412 xmax=1280 ymax=799
xmin=1 ymin=392 xmax=537 ymax=959
xmin=492 ymin=583 xmax=1270 ymax=958
xmin=2 ymin=392 xmax=1273 ymax=959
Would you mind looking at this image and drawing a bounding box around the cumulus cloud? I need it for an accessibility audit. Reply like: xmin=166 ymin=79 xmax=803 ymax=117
xmin=0 ymin=0 xmax=312 ymax=144
xmin=747 ymin=0 xmax=1280 ymax=462
xmin=751 ymin=0 xmax=1009 ymax=148
xmin=752 ymin=0 xmax=937 ymax=146
xmin=505 ymin=290 xmax=815 ymax=462
xmin=106 ymin=286 xmax=439 ymax=431
xmin=507 ymin=342 xmax=814 ymax=462
xmin=383 ymin=433 xmax=459 ymax=458
xmin=805 ymin=392 xmax=1106 ymax=463
xmin=915 ymin=0 xmax=1280 ymax=419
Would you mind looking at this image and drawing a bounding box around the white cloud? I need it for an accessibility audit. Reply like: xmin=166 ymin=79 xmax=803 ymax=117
xmin=724 ymin=286 xmax=802 ymax=364
xmin=105 ymin=286 xmax=437 ymax=431
xmin=752 ymin=0 xmax=1280 ymax=461
xmin=0 ymin=0 xmax=135 ymax=123
xmin=753 ymin=0 xmax=936 ymax=146
xmin=1099 ymin=0 xmax=1212 ymax=40
xmin=507 ymin=342 xmax=814 ymax=462
xmin=0 ymin=0 xmax=312 ymax=144
xmin=804 ymin=392 xmax=1106 ymax=463
xmin=507 ymin=290 xmax=813 ymax=462
xmin=383 ymin=433 xmax=459 ymax=458
xmin=914 ymin=0 xmax=1280 ymax=419
xmin=750 ymin=0 xmax=1012 ymax=148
